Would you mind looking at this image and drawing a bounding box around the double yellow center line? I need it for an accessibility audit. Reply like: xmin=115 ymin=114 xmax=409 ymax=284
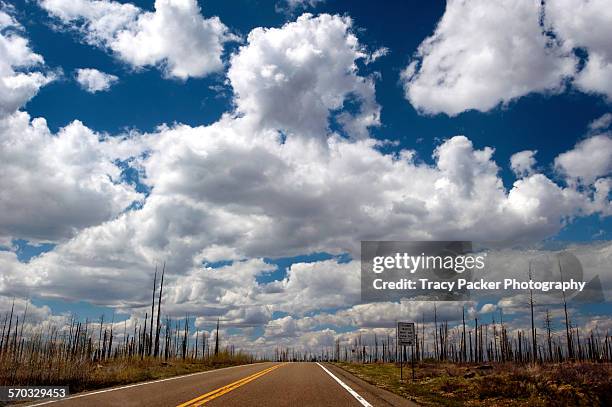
xmin=177 ymin=363 xmax=285 ymax=407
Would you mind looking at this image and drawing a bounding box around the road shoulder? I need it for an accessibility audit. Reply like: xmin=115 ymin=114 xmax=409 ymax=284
xmin=324 ymin=363 xmax=419 ymax=406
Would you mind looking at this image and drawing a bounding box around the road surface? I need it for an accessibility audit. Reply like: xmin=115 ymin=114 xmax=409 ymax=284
xmin=22 ymin=362 xmax=417 ymax=406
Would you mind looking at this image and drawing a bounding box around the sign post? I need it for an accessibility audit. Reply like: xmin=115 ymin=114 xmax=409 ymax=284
xmin=397 ymin=322 xmax=415 ymax=382
xmin=400 ymin=347 xmax=403 ymax=381
xmin=411 ymin=343 xmax=416 ymax=381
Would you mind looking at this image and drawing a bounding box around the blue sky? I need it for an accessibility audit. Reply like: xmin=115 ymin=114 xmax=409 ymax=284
xmin=21 ymin=0 xmax=607 ymax=177
xmin=15 ymin=0 xmax=610 ymax=244
xmin=1 ymin=0 xmax=611 ymax=351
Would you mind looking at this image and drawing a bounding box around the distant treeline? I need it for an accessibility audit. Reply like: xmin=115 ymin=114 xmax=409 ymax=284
xmin=275 ymin=302 xmax=610 ymax=364
xmin=275 ymin=304 xmax=610 ymax=364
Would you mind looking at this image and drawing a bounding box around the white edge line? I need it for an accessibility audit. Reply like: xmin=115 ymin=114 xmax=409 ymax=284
xmin=22 ymin=362 xmax=267 ymax=407
xmin=316 ymin=363 xmax=372 ymax=407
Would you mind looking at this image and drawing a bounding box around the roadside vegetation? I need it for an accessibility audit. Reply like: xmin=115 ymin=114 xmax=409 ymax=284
xmin=320 ymin=299 xmax=610 ymax=406
xmin=318 ymin=298 xmax=611 ymax=406
xmin=0 ymin=265 xmax=257 ymax=393
xmin=335 ymin=361 xmax=611 ymax=406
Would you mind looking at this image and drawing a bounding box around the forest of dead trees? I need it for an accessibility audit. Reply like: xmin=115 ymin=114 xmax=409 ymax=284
xmin=275 ymin=301 xmax=610 ymax=365
xmin=0 ymin=264 xmax=254 ymax=387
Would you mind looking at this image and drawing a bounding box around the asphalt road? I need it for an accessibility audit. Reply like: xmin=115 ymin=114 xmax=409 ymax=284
xmin=21 ymin=362 xmax=417 ymax=407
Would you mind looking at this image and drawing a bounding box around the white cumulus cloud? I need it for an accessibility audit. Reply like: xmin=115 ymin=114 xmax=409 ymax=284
xmin=0 ymin=7 xmax=55 ymax=118
xmin=401 ymin=0 xmax=575 ymax=116
xmin=40 ymin=0 xmax=236 ymax=79
xmin=510 ymin=150 xmax=537 ymax=178
xmin=546 ymin=0 xmax=612 ymax=100
xmin=555 ymin=134 xmax=612 ymax=185
xmin=0 ymin=111 xmax=142 ymax=242
xmin=228 ymin=13 xmax=380 ymax=139
xmin=402 ymin=0 xmax=612 ymax=116
xmin=75 ymin=68 xmax=118 ymax=92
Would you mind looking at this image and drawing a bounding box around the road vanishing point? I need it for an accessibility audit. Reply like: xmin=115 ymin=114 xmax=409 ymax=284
xmin=22 ymin=362 xmax=417 ymax=407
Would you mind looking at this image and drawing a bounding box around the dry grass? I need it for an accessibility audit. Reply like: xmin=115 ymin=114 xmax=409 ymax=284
xmin=334 ymin=361 xmax=612 ymax=406
xmin=72 ymin=353 xmax=254 ymax=392
xmin=0 ymin=349 xmax=254 ymax=394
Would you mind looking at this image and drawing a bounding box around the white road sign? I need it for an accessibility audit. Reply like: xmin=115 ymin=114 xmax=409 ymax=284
xmin=397 ymin=322 xmax=415 ymax=346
